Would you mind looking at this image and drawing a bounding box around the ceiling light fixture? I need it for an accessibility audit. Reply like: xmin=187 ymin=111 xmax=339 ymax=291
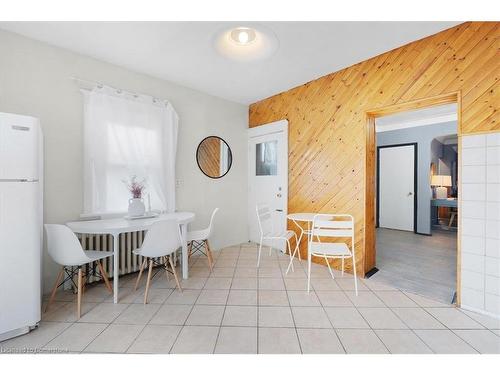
xmin=213 ymin=24 xmax=279 ymax=62
xmin=230 ymin=27 xmax=256 ymax=45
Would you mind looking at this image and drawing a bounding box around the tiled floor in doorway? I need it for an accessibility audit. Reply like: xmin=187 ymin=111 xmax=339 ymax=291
xmin=1 ymin=243 xmax=499 ymax=354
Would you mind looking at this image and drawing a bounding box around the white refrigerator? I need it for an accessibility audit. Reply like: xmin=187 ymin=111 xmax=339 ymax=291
xmin=0 ymin=112 xmax=43 ymax=342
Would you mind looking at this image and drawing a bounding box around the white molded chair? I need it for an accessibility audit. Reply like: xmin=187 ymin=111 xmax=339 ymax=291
xmin=44 ymin=224 xmax=113 ymax=319
xmin=187 ymin=208 xmax=219 ymax=270
xmin=307 ymin=214 xmax=358 ymax=295
xmin=133 ymin=219 xmax=183 ymax=303
xmin=256 ymin=205 xmax=298 ymax=269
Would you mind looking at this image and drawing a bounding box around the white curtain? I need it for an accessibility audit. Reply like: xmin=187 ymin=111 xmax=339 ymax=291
xmin=82 ymin=86 xmax=178 ymax=215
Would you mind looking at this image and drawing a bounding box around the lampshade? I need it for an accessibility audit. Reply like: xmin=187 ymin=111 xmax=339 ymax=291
xmin=431 ymin=175 xmax=452 ymax=187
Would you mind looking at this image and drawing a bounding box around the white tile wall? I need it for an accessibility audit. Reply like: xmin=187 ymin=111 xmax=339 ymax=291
xmin=462 ymin=269 xmax=485 ymax=290
xmin=462 ymin=235 xmax=485 ymax=255
xmin=462 ymin=253 xmax=485 ymax=273
xmin=461 ymin=183 xmax=486 ymax=201
xmin=462 ymin=201 xmax=486 ymax=219
xmin=485 ymin=238 xmax=500 ymax=258
xmin=460 ymin=133 xmax=500 ymax=318
xmin=462 ymin=287 xmax=485 ymax=309
xmin=462 ymin=147 xmax=486 ymax=165
xmin=485 ymin=294 xmax=500 ymax=315
xmin=485 ymin=275 xmax=500 ymax=295
xmin=485 ymin=257 xmax=500 ymax=277
xmin=486 ymin=202 xmax=500 ymax=221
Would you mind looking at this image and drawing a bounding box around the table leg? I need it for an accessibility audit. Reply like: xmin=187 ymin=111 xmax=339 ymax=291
xmin=286 ymin=219 xmax=304 ymax=274
xmin=113 ymin=235 xmax=119 ymax=304
xmin=180 ymin=223 xmax=188 ymax=280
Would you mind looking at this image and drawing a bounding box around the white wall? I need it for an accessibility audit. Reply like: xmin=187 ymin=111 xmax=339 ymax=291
xmin=460 ymin=132 xmax=500 ymax=318
xmin=0 ymin=29 xmax=249 ymax=292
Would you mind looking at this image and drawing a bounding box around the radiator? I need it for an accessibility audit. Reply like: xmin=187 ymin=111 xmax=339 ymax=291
xmin=79 ymin=231 xmax=146 ymax=283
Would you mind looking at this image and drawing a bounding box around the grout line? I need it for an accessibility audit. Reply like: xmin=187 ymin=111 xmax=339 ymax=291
xmin=212 ymin=244 xmax=241 ymax=353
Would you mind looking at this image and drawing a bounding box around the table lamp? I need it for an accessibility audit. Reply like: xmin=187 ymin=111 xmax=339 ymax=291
xmin=431 ymin=175 xmax=452 ymax=199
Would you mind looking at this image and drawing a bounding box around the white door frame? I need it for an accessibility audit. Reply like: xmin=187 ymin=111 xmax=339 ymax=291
xmin=247 ymin=119 xmax=289 ymax=247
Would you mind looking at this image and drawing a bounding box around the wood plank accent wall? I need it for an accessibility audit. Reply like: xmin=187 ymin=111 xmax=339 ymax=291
xmin=249 ymin=22 xmax=500 ymax=275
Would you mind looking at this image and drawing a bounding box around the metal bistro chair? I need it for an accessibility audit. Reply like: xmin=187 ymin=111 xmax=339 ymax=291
xmin=307 ymin=214 xmax=358 ymax=295
xmin=256 ymin=204 xmax=298 ymax=269
xmin=133 ymin=219 xmax=183 ymax=303
xmin=44 ymin=224 xmax=113 ymax=319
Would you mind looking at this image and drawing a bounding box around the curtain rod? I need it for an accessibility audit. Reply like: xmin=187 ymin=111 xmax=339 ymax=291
xmin=69 ymin=76 xmax=169 ymax=104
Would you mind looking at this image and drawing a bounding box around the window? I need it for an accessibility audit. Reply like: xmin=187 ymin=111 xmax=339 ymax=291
xmin=256 ymin=140 xmax=277 ymax=176
xmin=82 ymin=86 xmax=178 ymax=215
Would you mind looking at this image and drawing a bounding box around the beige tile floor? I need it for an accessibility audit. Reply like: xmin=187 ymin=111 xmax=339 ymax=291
xmin=1 ymin=242 xmax=500 ymax=354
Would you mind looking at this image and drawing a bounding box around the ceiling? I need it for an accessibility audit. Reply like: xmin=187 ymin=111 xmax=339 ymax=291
xmin=376 ymin=103 xmax=458 ymax=133
xmin=0 ymin=21 xmax=460 ymax=104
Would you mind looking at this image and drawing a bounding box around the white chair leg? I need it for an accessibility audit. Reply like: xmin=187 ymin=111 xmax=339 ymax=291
xmin=285 ymin=249 xmax=295 ymax=275
xmin=257 ymin=237 xmax=263 ymax=267
xmin=325 ymin=255 xmax=335 ymax=279
xmin=286 ymin=239 xmax=294 ymax=273
xmin=294 ymin=233 xmax=301 ymax=261
xmin=307 ymin=254 xmax=312 ymax=293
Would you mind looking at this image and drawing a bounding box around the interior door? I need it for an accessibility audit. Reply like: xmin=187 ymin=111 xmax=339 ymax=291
xmin=248 ymin=120 xmax=288 ymax=251
xmin=377 ymin=144 xmax=416 ymax=232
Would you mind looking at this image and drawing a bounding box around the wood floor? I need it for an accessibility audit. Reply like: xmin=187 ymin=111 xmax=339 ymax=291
xmin=371 ymin=228 xmax=457 ymax=304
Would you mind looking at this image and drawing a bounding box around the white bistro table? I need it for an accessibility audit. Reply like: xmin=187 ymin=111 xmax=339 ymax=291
xmin=66 ymin=212 xmax=195 ymax=303
xmin=286 ymin=213 xmax=317 ymax=273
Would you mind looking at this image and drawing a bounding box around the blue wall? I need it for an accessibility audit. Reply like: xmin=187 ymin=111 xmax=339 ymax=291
xmin=376 ymin=121 xmax=457 ymax=234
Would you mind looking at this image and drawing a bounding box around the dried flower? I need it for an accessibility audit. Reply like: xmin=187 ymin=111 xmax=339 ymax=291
xmin=122 ymin=175 xmax=147 ymax=199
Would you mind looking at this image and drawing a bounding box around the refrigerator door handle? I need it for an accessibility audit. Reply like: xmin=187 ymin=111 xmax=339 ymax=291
xmin=0 ymin=179 xmax=39 ymax=182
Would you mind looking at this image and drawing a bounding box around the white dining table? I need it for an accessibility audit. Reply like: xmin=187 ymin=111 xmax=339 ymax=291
xmin=66 ymin=211 xmax=195 ymax=303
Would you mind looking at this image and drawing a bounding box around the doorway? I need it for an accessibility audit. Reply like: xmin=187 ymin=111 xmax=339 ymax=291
xmin=247 ymin=120 xmax=288 ymax=251
xmin=377 ymin=143 xmax=417 ymax=232
xmin=365 ymin=93 xmax=460 ymax=304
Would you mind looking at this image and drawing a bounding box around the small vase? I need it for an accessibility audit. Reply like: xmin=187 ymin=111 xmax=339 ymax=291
xmin=128 ymin=198 xmax=145 ymax=217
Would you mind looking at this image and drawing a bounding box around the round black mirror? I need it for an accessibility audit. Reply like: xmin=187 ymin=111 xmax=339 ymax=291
xmin=196 ymin=136 xmax=233 ymax=179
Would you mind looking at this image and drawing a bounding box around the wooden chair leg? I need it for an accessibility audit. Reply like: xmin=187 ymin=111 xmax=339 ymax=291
xmin=448 ymin=212 xmax=456 ymax=228
xmin=77 ymin=267 xmax=83 ymax=319
xmin=143 ymin=260 xmax=154 ymax=304
xmin=168 ymin=256 xmax=182 ymax=292
xmin=205 ymin=240 xmax=213 ymax=270
xmin=97 ymin=261 xmax=113 ymax=294
xmin=164 ymin=259 xmax=170 ymax=282
xmin=45 ymin=267 xmax=64 ymax=313
xmin=134 ymin=259 xmax=147 ymax=291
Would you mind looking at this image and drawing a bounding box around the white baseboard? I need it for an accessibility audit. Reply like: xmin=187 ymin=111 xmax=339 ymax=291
xmin=461 ymin=304 xmax=500 ymax=320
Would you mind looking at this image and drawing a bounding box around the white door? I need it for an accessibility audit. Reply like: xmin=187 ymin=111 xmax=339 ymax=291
xmin=248 ymin=120 xmax=288 ymax=251
xmin=378 ymin=144 xmax=415 ymax=231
